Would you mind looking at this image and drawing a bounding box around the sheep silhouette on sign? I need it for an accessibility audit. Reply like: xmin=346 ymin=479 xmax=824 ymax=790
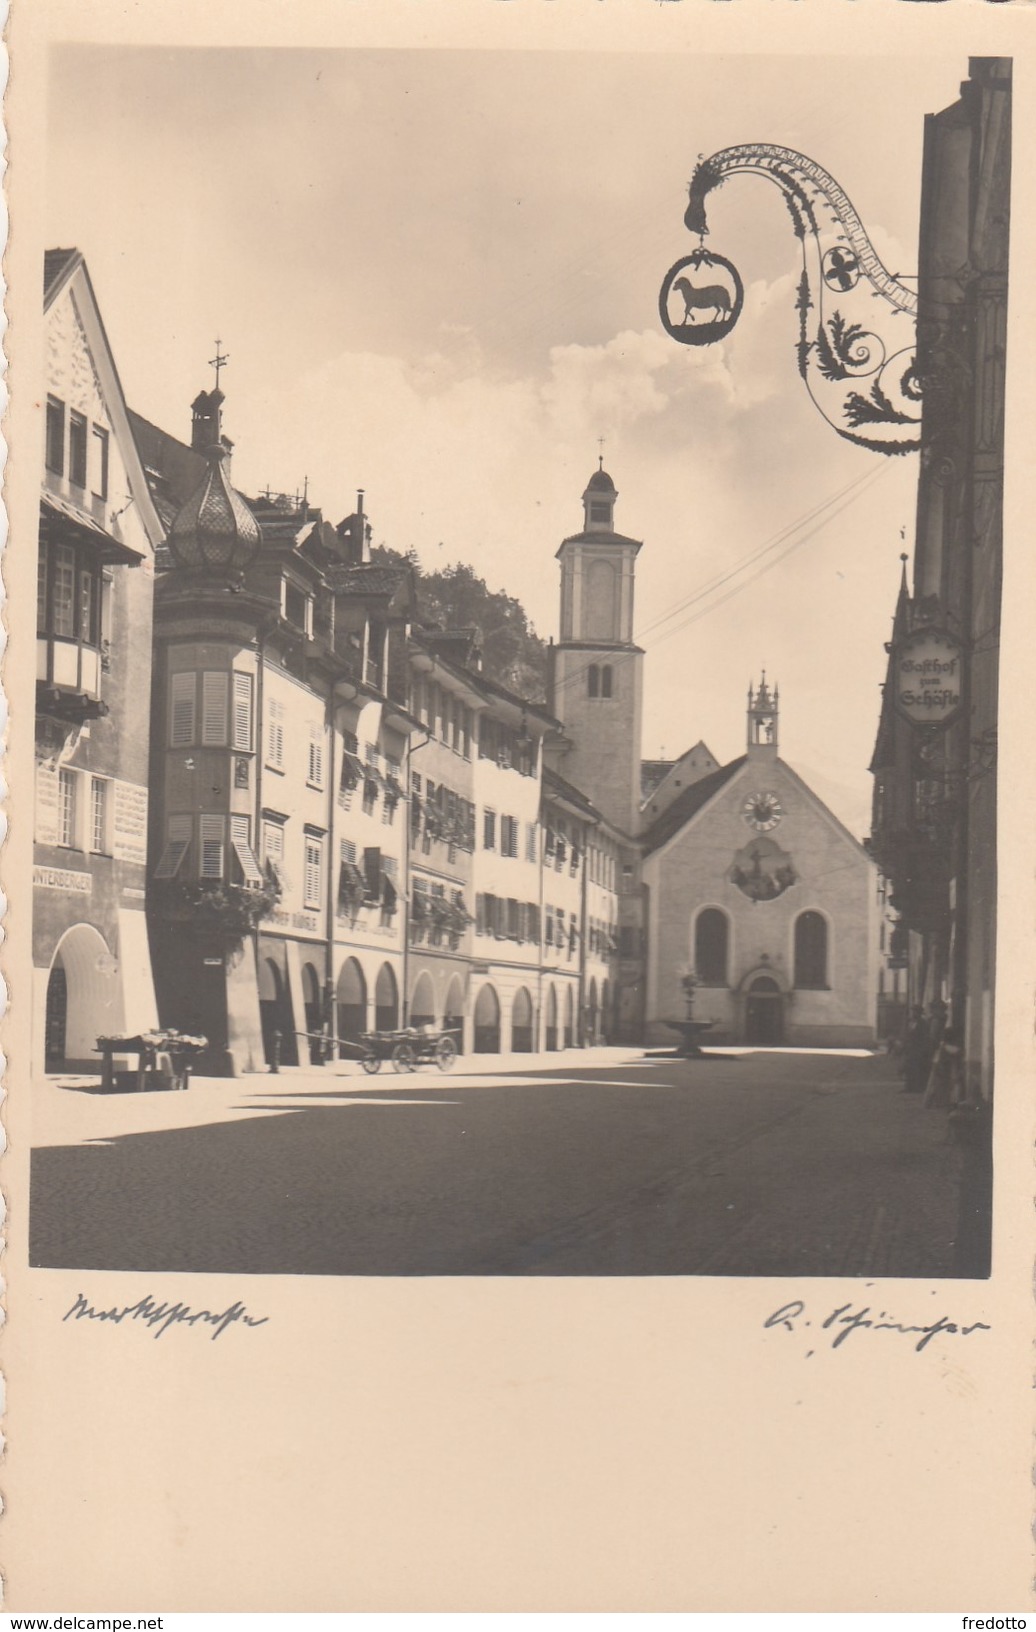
xmin=673 ymin=277 xmax=732 ymax=326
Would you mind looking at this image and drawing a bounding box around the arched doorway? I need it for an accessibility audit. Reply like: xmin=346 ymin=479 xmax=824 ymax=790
xmin=586 ymin=978 xmax=599 ymax=1046
xmin=337 ymin=958 xmax=367 ymax=1058
xmin=44 ymin=923 xmax=123 ymax=1071
xmin=473 ymin=984 xmax=501 ymax=1053
xmin=545 ymin=985 xmax=558 ymax=1051
xmin=410 ymin=971 xmax=436 ymax=1029
xmin=563 ymin=986 xmax=575 ymax=1049
xmin=301 ymin=962 xmax=324 ymax=1064
xmin=746 ymin=975 xmax=784 ymax=1046
xmin=511 ymin=987 xmax=534 ymax=1053
xmin=375 ymin=963 xmax=399 ymax=1032
xmin=259 ymin=955 xmax=297 ymax=1068
xmin=45 ymin=961 xmax=68 ymax=1068
xmin=444 ymin=975 xmax=465 ymax=1053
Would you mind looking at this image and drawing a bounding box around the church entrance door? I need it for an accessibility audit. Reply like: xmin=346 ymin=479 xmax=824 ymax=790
xmin=745 ymin=976 xmax=783 ymax=1046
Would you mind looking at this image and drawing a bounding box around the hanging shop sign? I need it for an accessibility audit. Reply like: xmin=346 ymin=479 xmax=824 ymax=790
xmin=659 ymin=145 xmax=922 ymax=454
xmin=658 ymin=248 xmax=744 ymax=347
xmin=894 ymin=628 xmax=963 ymax=727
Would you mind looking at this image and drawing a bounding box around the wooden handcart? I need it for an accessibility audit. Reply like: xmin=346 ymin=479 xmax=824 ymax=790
xmin=357 ymin=1026 xmax=458 ymax=1075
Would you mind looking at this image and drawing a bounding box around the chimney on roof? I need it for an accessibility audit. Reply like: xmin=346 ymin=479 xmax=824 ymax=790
xmin=336 ymin=488 xmax=371 ymax=567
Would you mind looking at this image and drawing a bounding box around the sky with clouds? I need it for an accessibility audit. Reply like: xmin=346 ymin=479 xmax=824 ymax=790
xmin=46 ymin=45 xmax=968 ymax=835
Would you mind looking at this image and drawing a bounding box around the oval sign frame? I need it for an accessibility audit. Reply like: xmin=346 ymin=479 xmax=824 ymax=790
xmin=659 ymin=251 xmax=745 ymax=347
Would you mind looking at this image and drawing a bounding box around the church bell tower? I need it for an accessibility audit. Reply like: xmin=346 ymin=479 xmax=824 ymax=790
xmin=549 ymin=461 xmax=644 ymax=833
xmin=747 ymin=674 xmax=779 ymax=757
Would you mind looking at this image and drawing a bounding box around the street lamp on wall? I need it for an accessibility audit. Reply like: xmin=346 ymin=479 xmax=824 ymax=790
xmin=658 ymin=144 xmax=922 ymax=455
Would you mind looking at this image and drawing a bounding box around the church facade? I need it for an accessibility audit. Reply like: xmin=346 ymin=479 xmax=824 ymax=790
xmin=548 ymin=467 xmax=879 ymax=1051
xmin=641 ymin=681 xmax=879 ymax=1048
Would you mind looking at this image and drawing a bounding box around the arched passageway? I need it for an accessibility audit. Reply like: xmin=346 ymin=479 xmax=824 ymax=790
xmin=511 ymin=987 xmax=534 ymax=1053
xmin=473 ymin=984 xmax=501 ymax=1053
xmin=444 ymin=975 xmax=465 ymax=1052
xmin=563 ymin=986 xmax=575 ymax=1049
xmin=410 ymin=971 xmax=436 ymax=1029
xmin=259 ymin=955 xmax=297 ymax=1067
xmin=545 ymin=985 xmax=559 ymax=1052
xmin=337 ymin=958 xmax=367 ymax=1058
xmin=45 ymin=923 xmax=122 ymax=1070
xmin=375 ymin=963 xmax=399 ymax=1032
xmin=301 ymin=962 xmax=324 ymax=1064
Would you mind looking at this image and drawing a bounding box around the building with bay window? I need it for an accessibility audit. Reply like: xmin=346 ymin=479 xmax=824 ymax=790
xmin=34 ymin=249 xmax=165 ymax=1072
xmin=137 ymin=382 xmax=417 ymax=1073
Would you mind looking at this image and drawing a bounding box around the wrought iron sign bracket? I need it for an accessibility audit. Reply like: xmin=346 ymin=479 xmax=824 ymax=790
xmin=659 ymin=144 xmax=923 ymax=455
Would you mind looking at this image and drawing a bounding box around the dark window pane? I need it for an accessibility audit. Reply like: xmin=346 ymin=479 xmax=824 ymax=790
xmin=46 ymin=397 xmax=64 ymax=475
xmin=92 ymin=426 xmax=109 ymax=499
xmin=794 ymin=912 xmax=828 ymax=989
xmin=695 ymin=908 xmax=728 ymax=985
xmin=69 ymin=412 xmax=88 ymax=487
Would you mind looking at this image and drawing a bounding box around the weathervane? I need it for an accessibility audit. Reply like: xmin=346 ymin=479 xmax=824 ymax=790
xmin=209 ymin=337 xmax=229 ymax=391
xmin=658 ymin=145 xmax=922 ymax=455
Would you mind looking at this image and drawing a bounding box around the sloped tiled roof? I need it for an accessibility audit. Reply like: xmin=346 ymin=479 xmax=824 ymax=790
xmin=128 ymin=411 xmax=207 ymax=513
xmin=44 ymin=248 xmax=81 ymax=305
xmin=327 ymin=564 xmax=409 ymax=597
xmin=542 ymin=765 xmax=602 ymax=821
xmin=640 ymin=756 xmax=747 ymax=855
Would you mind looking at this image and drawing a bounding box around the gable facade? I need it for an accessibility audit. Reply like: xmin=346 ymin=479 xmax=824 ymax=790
xmin=642 ymin=753 xmax=879 ymax=1049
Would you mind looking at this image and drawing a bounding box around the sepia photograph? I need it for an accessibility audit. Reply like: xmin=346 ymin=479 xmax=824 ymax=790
xmin=7 ymin=2 xmax=1036 ymax=1615
xmin=24 ymin=40 xmax=1007 ymax=1282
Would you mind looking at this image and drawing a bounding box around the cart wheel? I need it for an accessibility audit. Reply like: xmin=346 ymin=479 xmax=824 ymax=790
xmin=392 ymin=1040 xmax=416 ymax=1073
xmin=436 ymin=1035 xmax=457 ymax=1072
xmin=360 ymin=1049 xmax=381 ymax=1075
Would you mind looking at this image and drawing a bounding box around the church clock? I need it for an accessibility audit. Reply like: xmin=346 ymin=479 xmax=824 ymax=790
xmin=742 ymin=790 xmax=783 ymax=832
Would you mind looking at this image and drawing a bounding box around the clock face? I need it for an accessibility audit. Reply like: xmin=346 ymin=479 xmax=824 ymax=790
xmin=742 ymin=790 xmax=783 ymax=832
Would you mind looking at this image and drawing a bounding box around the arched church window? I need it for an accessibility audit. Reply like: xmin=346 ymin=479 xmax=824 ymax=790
xmin=794 ymin=911 xmax=829 ymax=989
xmin=588 ymin=665 xmax=599 ymax=698
xmin=601 ymin=665 xmax=613 ymax=699
xmin=695 ymin=908 xmax=729 ymax=986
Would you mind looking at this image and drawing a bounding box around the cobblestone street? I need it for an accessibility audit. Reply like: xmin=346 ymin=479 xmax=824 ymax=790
xmin=29 ymin=1046 xmax=981 ymax=1278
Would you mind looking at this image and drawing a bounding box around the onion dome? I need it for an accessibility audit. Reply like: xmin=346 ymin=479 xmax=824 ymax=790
xmin=582 ymin=457 xmax=618 ymax=531
xmin=167 ymin=384 xmax=261 ymax=574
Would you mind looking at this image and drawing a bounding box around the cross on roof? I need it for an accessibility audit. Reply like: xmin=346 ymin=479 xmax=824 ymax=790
xmin=209 ymin=338 xmax=229 ymax=390
xmin=597 ymin=436 xmax=605 ymax=470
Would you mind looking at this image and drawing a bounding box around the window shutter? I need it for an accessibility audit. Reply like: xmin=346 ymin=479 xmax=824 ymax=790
xmin=229 ymin=814 xmax=263 ymax=884
xmin=267 ymin=697 xmax=285 ymax=769
xmin=201 ymin=672 xmax=229 ymax=746
xmin=475 ymin=893 xmax=486 ymax=934
xmin=199 ymin=814 xmax=225 ymax=879
xmin=232 ymin=673 xmax=253 ymax=751
xmin=304 ymin=838 xmax=323 ymax=907
xmin=155 ymin=814 xmax=192 ymax=879
xmin=308 ymin=726 xmax=324 ymax=787
xmin=170 ymin=672 xmax=196 ymax=746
